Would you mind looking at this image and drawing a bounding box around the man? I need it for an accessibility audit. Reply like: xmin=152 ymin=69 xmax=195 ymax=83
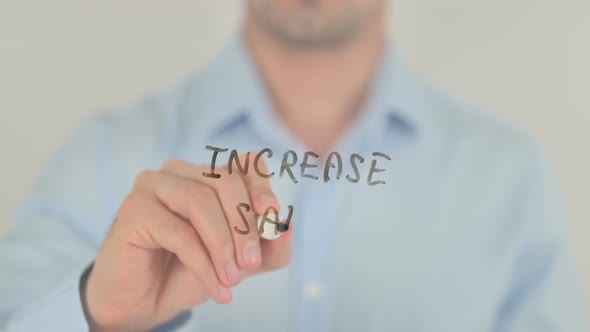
xmin=0 ymin=0 xmax=587 ymax=331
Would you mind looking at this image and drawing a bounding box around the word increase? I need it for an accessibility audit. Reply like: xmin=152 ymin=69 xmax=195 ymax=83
xmin=202 ymin=145 xmax=391 ymax=186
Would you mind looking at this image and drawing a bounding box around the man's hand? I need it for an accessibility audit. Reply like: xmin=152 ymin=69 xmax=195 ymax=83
xmin=83 ymin=157 xmax=292 ymax=331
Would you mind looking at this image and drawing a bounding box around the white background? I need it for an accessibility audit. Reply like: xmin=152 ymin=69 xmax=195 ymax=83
xmin=1 ymin=0 xmax=589 ymax=312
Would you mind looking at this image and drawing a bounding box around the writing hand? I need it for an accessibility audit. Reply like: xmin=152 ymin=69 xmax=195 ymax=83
xmin=83 ymin=156 xmax=292 ymax=331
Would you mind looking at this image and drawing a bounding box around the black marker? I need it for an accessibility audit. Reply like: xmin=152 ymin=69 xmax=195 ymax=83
xmin=257 ymin=212 xmax=289 ymax=240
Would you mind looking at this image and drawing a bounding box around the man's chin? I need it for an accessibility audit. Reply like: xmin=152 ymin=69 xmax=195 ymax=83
xmin=254 ymin=14 xmax=369 ymax=49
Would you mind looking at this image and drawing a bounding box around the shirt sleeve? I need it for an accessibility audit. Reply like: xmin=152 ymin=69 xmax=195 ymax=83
xmin=493 ymin=144 xmax=589 ymax=332
xmin=0 ymin=114 xmax=113 ymax=331
xmin=3 ymin=275 xmax=90 ymax=331
xmin=0 ymin=102 xmax=183 ymax=331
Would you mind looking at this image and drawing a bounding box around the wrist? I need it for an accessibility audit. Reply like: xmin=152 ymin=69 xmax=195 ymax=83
xmin=79 ymin=264 xmax=154 ymax=332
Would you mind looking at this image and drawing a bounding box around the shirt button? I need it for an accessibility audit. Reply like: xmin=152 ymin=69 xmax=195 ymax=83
xmin=304 ymin=281 xmax=324 ymax=302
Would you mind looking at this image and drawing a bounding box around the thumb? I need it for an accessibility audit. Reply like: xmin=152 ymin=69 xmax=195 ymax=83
xmin=260 ymin=224 xmax=293 ymax=272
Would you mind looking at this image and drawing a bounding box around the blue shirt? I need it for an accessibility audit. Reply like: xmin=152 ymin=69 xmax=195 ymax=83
xmin=1 ymin=35 xmax=587 ymax=331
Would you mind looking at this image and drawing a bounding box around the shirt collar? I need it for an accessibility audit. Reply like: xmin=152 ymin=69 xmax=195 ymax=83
xmin=366 ymin=43 xmax=436 ymax=138
xmin=190 ymin=34 xmax=434 ymax=144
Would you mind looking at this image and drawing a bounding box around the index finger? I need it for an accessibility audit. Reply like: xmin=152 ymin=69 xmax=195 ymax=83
xmin=239 ymin=152 xmax=281 ymax=215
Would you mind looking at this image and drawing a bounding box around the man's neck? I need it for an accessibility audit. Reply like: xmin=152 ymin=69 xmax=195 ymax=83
xmin=243 ymin=15 xmax=386 ymax=154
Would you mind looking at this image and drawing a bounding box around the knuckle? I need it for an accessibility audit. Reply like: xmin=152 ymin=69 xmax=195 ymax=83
xmin=216 ymin=167 xmax=230 ymax=177
xmin=162 ymin=158 xmax=185 ymax=171
xmin=248 ymin=185 xmax=267 ymax=197
xmin=187 ymin=185 xmax=217 ymax=203
xmin=158 ymin=223 xmax=191 ymax=254
xmin=217 ymin=168 xmax=241 ymax=186
xmin=174 ymin=224 xmax=196 ymax=244
xmin=119 ymin=193 xmax=150 ymax=219
xmin=134 ymin=170 xmax=157 ymax=187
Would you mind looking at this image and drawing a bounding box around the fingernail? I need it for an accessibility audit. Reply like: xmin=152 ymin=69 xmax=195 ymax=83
xmin=217 ymin=284 xmax=232 ymax=302
xmin=243 ymin=241 xmax=261 ymax=266
xmin=257 ymin=193 xmax=280 ymax=210
xmin=226 ymin=259 xmax=241 ymax=284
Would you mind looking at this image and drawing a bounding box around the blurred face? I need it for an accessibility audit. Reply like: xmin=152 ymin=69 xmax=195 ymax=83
xmin=246 ymin=0 xmax=386 ymax=48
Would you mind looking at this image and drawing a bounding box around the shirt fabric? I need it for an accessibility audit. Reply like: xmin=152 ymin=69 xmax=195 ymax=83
xmin=1 ymin=35 xmax=588 ymax=331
